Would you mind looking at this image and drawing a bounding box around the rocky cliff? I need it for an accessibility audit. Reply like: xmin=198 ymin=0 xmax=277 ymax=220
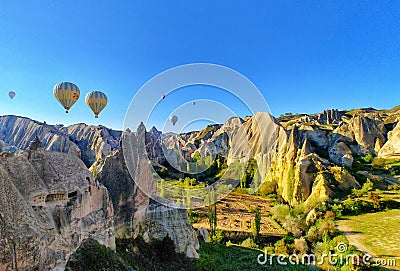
xmin=0 ymin=139 xmax=114 ymax=270
xmin=0 ymin=115 xmax=121 ymax=166
xmin=91 ymin=125 xmax=200 ymax=258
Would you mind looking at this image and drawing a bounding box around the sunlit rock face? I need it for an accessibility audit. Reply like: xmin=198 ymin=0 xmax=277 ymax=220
xmin=330 ymin=115 xmax=386 ymax=155
xmin=0 ymin=143 xmax=114 ymax=270
xmin=0 ymin=115 xmax=121 ymax=166
xmin=379 ymin=122 xmax=400 ymax=158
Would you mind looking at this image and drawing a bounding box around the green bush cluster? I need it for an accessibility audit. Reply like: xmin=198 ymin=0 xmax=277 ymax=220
xmin=66 ymin=236 xmax=195 ymax=271
xmin=351 ymin=179 xmax=373 ymax=197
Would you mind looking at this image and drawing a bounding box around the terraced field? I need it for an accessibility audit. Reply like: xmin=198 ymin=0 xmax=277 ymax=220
xmin=192 ymin=193 xmax=285 ymax=235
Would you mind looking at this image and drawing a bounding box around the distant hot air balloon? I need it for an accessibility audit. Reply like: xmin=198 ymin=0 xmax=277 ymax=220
xmin=192 ymin=101 xmax=196 ymax=105
xmin=8 ymin=91 xmax=16 ymax=99
xmin=170 ymin=115 xmax=178 ymax=126
xmin=53 ymin=82 xmax=80 ymax=113
xmin=162 ymin=94 xmax=166 ymax=100
xmin=85 ymin=91 xmax=108 ymax=118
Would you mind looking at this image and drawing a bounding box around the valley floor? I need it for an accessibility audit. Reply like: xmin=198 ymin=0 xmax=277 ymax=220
xmin=337 ymin=209 xmax=400 ymax=270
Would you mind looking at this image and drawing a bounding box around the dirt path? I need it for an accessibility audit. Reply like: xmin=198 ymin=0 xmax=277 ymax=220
xmin=336 ymin=221 xmax=377 ymax=257
xmin=337 ymin=221 xmax=400 ymax=270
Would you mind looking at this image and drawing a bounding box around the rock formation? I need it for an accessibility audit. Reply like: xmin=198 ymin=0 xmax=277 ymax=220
xmin=379 ymin=122 xmax=400 ymax=158
xmin=92 ymin=125 xmax=200 ymax=258
xmin=61 ymin=123 xmax=121 ymax=165
xmin=138 ymin=196 xmax=200 ymax=258
xmin=0 ymin=139 xmax=114 ymax=270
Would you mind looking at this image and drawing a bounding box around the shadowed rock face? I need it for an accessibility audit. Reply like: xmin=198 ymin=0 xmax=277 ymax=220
xmin=0 ymin=115 xmax=121 ymax=166
xmin=92 ymin=133 xmax=155 ymax=233
xmin=0 ymin=147 xmax=114 ymax=270
xmin=139 ymin=196 xmax=200 ymax=258
xmin=92 ymin=126 xmax=200 ymax=258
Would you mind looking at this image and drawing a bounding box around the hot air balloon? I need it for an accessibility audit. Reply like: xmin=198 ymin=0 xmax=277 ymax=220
xmin=8 ymin=91 xmax=16 ymax=99
xmin=162 ymin=94 xmax=166 ymax=100
xmin=53 ymin=82 xmax=80 ymax=113
xmin=85 ymin=91 xmax=108 ymax=118
xmin=170 ymin=115 xmax=178 ymax=126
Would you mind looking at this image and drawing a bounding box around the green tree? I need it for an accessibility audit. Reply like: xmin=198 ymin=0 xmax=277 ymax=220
xmin=159 ymin=179 xmax=166 ymax=197
xmin=208 ymin=203 xmax=217 ymax=239
xmin=206 ymin=190 xmax=218 ymax=239
xmin=186 ymin=190 xmax=192 ymax=209
xmin=251 ymin=209 xmax=261 ymax=241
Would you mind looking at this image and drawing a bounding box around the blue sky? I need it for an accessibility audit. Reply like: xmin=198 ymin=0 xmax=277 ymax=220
xmin=0 ymin=1 xmax=399 ymax=131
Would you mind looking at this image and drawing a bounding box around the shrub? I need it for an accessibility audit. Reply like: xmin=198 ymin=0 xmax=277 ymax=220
xmin=317 ymin=219 xmax=336 ymax=238
xmin=361 ymin=153 xmax=374 ymax=163
xmin=293 ymin=237 xmax=309 ymax=255
xmin=240 ymin=237 xmax=258 ymax=249
xmin=306 ymin=226 xmax=319 ymax=243
xmin=352 ymin=179 xmax=374 ymax=197
xmin=66 ymin=239 xmax=129 ymax=271
xmin=282 ymin=215 xmax=305 ymax=238
xmin=342 ymin=198 xmax=374 ymax=215
xmin=271 ymin=204 xmax=290 ymax=223
xmin=331 ymin=203 xmax=343 ymax=217
xmin=389 ymin=184 xmax=400 ymax=191
xmin=324 ymin=210 xmax=335 ymax=219
xmin=274 ymin=239 xmax=289 ymax=256
xmin=211 ymin=229 xmax=225 ymax=244
xmin=116 ymin=236 xmax=195 ymax=271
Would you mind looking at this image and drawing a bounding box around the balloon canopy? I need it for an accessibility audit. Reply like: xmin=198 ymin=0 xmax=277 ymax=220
xmin=53 ymin=82 xmax=80 ymax=113
xmin=85 ymin=91 xmax=108 ymax=118
xmin=8 ymin=91 xmax=16 ymax=99
xmin=170 ymin=115 xmax=178 ymax=126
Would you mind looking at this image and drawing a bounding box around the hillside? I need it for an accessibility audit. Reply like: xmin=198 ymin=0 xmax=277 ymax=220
xmin=1 ymin=106 xmax=400 ymax=270
xmin=2 ymin=106 xmax=400 ymax=207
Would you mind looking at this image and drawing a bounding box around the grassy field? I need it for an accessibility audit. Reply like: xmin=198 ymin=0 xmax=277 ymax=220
xmin=196 ymin=242 xmax=310 ymax=271
xmin=337 ymin=209 xmax=400 ymax=269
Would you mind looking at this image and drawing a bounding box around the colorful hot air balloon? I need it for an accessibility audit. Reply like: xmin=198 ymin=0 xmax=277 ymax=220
xmin=53 ymin=82 xmax=80 ymax=113
xmin=170 ymin=115 xmax=178 ymax=126
xmin=8 ymin=91 xmax=16 ymax=99
xmin=85 ymin=91 xmax=108 ymax=118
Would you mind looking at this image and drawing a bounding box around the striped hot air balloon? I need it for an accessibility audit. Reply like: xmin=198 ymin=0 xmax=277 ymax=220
xmin=85 ymin=91 xmax=108 ymax=118
xmin=53 ymin=82 xmax=80 ymax=113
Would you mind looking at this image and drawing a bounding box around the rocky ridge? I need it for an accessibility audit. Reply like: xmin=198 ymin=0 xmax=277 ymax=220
xmin=140 ymin=107 xmax=400 ymax=206
xmin=0 ymin=115 xmax=121 ymax=166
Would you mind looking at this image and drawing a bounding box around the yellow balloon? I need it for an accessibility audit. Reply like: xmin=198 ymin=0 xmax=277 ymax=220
xmin=85 ymin=91 xmax=108 ymax=118
xmin=53 ymin=82 xmax=80 ymax=113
